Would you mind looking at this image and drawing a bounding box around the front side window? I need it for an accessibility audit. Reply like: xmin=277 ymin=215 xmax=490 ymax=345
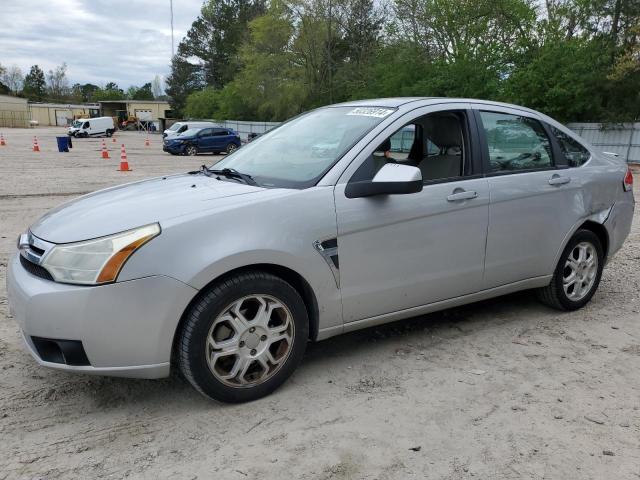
xmin=480 ymin=111 xmax=552 ymax=172
xmin=213 ymin=106 xmax=395 ymax=188
xmin=350 ymin=111 xmax=467 ymax=183
xmin=199 ymin=128 xmax=213 ymax=137
xmin=83 ymin=121 xmax=90 ymax=129
xmin=552 ymin=126 xmax=591 ymax=167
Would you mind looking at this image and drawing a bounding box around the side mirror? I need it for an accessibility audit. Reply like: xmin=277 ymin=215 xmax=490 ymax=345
xmin=345 ymin=163 xmax=423 ymax=199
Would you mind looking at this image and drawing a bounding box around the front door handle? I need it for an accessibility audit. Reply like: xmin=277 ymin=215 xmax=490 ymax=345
xmin=548 ymin=174 xmax=571 ymax=186
xmin=447 ymin=189 xmax=478 ymax=202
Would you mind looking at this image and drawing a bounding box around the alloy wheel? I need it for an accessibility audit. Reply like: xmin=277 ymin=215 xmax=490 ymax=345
xmin=562 ymin=241 xmax=598 ymax=301
xmin=205 ymin=295 xmax=294 ymax=387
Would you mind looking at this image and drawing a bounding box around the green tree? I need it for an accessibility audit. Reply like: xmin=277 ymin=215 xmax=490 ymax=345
xmin=166 ymin=55 xmax=204 ymax=116
xmin=179 ymin=0 xmax=267 ymax=89
xmin=22 ymin=65 xmax=46 ymax=100
xmin=126 ymin=82 xmax=154 ymax=100
xmin=503 ymin=38 xmax=610 ymax=121
xmin=93 ymin=83 xmax=126 ymax=101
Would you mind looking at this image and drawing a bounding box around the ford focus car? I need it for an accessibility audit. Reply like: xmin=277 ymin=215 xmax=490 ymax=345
xmin=7 ymin=98 xmax=634 ymax=403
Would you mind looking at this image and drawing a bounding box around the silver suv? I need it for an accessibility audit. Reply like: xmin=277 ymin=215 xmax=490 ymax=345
xmin=7 ymin=98 xmax=635 ymax=402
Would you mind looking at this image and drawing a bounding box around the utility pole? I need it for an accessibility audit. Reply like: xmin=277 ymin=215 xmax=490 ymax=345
xmin=170 ymin=0 xmax=175 ymax=58
xmin=327 ymin=0 xmax=333 ymax=103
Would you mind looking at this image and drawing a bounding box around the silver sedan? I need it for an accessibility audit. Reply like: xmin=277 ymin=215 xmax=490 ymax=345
xmin=7 ymin=98 xmax=635 ymax=402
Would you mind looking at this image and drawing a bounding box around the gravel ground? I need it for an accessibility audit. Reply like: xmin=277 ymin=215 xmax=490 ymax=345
xmin=0 ymin=127 xmax=639 ymax=480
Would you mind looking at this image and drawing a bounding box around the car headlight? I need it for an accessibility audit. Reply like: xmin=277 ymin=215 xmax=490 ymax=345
xmin=41 ymin=223 xmax=161 ymax=285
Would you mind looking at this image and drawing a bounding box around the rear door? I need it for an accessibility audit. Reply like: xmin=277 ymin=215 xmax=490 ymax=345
xmin=474 ymin=106 xmax=577 ymax=287
xmin=210 ymin=128 xmax=228 ymax=151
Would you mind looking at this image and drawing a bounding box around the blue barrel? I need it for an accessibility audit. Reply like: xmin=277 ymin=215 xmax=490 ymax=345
xmin=56 ymin=136 xmax=70 ymax=152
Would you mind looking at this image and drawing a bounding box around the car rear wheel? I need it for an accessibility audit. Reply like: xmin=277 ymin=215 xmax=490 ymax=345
xmin=177 ymin=270 xmax=309 ymax=403
xmin=185 ymin=145 xmax=198 ymax=156
xmin=537 ymin=229 xmax=604 ymax=311
xmin=226 ymin=143 xmax=238 ymax=154
xmin=106 ymin=130 xmax=112 ymax=137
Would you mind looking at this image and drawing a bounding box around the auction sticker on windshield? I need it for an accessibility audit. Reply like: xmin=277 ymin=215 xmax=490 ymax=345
xmin=346 ymin=107 xmax=394 ymax=118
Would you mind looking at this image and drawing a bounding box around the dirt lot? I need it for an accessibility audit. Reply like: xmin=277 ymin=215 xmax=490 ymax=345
xmin=0 ymin=126 xmax=638 ymax=480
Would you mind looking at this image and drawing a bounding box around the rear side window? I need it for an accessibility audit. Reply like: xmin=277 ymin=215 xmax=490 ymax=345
xmin=479 ymin=111 xmax=553 ymax=172
xmin=552 ymin=127 xmax=591 ymax=167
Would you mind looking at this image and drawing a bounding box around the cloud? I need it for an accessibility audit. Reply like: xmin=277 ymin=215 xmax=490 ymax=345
xmin=0 ymin=0 xmax=203 ymax=88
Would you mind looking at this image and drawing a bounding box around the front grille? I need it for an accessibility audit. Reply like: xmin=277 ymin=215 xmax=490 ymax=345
xmin=19 ymin=254 xmax=54 ymax=281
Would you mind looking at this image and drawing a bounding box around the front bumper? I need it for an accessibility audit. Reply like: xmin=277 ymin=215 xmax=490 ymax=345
xmin=163 ymin=143 xmax=185 ymax=154
xmin=6 ymin=253 xmax=197 ymax=378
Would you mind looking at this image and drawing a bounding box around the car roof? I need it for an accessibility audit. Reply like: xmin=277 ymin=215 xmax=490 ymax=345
xmin=329 ymin=97 xmax=540 ymax=115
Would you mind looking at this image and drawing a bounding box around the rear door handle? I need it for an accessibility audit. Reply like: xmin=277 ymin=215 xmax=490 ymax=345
xmin=447 ymin=190 xmax=478 ymax=202
xmin=548 ymin=175 xmax=571 ymax=186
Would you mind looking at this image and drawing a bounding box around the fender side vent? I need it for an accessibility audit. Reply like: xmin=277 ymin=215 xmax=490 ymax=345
xmin=313 ymin=238 xmax=340 ymax=287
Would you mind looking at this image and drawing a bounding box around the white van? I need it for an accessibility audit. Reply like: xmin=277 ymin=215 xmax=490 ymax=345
xmin=68 ymin=117 xmax=115 ymax=138
xmin=163 ymin=121 xmax=218 ymax=139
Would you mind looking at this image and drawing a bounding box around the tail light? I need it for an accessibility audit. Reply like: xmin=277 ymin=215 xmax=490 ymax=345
xmin=623 ymin=167 xmax=633 ymax=192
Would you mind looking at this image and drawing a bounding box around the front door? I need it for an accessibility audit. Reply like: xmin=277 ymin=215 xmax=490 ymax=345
xmin=197 ymin=128 xmax=215 ymax=152
xmin=334 ymin=107 xmax=490 ymax=323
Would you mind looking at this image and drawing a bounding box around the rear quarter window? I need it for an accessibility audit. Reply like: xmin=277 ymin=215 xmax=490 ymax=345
xmin=552 ymin=127 xmax=591 ymax=167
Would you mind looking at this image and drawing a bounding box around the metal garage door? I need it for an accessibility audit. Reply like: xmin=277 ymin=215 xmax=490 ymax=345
xmin=135 ymin=109 xmax=152 ymax=121
xmin=55 ymin=110 xmax=70 ymax=126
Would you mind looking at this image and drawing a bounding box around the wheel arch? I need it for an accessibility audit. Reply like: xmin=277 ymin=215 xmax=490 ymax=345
xmin=579 ymin=220 xmax=609 ymax=259
xmin=171 ymin=263 xmax=320 ymax=365
xmin=552 ymin=215 xmax=611 ymax=274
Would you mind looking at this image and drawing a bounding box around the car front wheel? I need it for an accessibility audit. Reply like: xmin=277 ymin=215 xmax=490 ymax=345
xmin=177 ymin=271 xmax=309 ymax=403
xmin=226 ymin=143 xmax=238 ymax=154
xmin=185 ymin=145 xmax=198 ymax=156
xmin=537 ymin=229 xmax=604 ymax=310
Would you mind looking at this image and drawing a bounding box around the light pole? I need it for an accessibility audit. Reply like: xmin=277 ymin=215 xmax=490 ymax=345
xmin=170 ymin=0 xmax=175 ymax=58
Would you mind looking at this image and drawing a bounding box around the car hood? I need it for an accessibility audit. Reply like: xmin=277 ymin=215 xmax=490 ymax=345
xmin=30 ymin=174 xmax=265 ymax=243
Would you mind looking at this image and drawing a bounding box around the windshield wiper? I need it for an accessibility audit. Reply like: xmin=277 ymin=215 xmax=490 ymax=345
xmin=206 ymin=166 xmax=258 ymax=186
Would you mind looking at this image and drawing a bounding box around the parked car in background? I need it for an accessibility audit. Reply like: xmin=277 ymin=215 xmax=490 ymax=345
xmin=163 ymin=127 xmax=241 ymax=155
xmin=163 ymin=121 xmax=218 ymax=138
xmin=8 ymin=98 xmax=634 ymax=403
xmin=68 ymin=117 xmax=115 ymax=138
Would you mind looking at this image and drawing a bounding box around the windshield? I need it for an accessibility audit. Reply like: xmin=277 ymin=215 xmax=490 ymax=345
xmin=179 ymin=128 xmax=202 ymax=137
xmin=212 ymin=106 xmax=395 ymax=188
xmin=71 ymin=120 xmax=82 ymax=128
xmin=168 ymin=123 xmax=182 ymax=131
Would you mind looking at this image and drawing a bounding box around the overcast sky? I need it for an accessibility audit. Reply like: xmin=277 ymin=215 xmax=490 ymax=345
xmin=0 ymin=0 xmax=203 ymax=90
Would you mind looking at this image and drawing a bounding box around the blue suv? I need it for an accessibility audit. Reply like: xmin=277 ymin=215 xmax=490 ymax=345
xmin=163 ymin=127 xmax=242 ymax=156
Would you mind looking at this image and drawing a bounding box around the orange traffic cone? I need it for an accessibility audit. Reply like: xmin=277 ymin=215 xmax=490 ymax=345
xmin=32 ymin=136 xmax=40 ymax=152
xmin=101 ymin=140 xmax=110 ymax=159
xmin=144 ymin=136 xmax=150 ymax=147
xmin=118 ymin=144 xmax=132 ymax=171
xmin=0 ymin=133 xmax=5 ymax=146
xmin=112 ymin=135 xmax=117 ymax=143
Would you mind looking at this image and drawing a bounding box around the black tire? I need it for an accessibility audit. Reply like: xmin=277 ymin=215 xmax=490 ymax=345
xmin=537 ymin=229 xmax=604 ymax=311
xmin=226 ymin=143 xmax=238 ymax=154
xmin=185 ymin=144 xmax=198 ymax=156
xmin=106 ymin=130 xmax=112 ymax=137
xmin=177 ymin=270 xmax=309 ymax=403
